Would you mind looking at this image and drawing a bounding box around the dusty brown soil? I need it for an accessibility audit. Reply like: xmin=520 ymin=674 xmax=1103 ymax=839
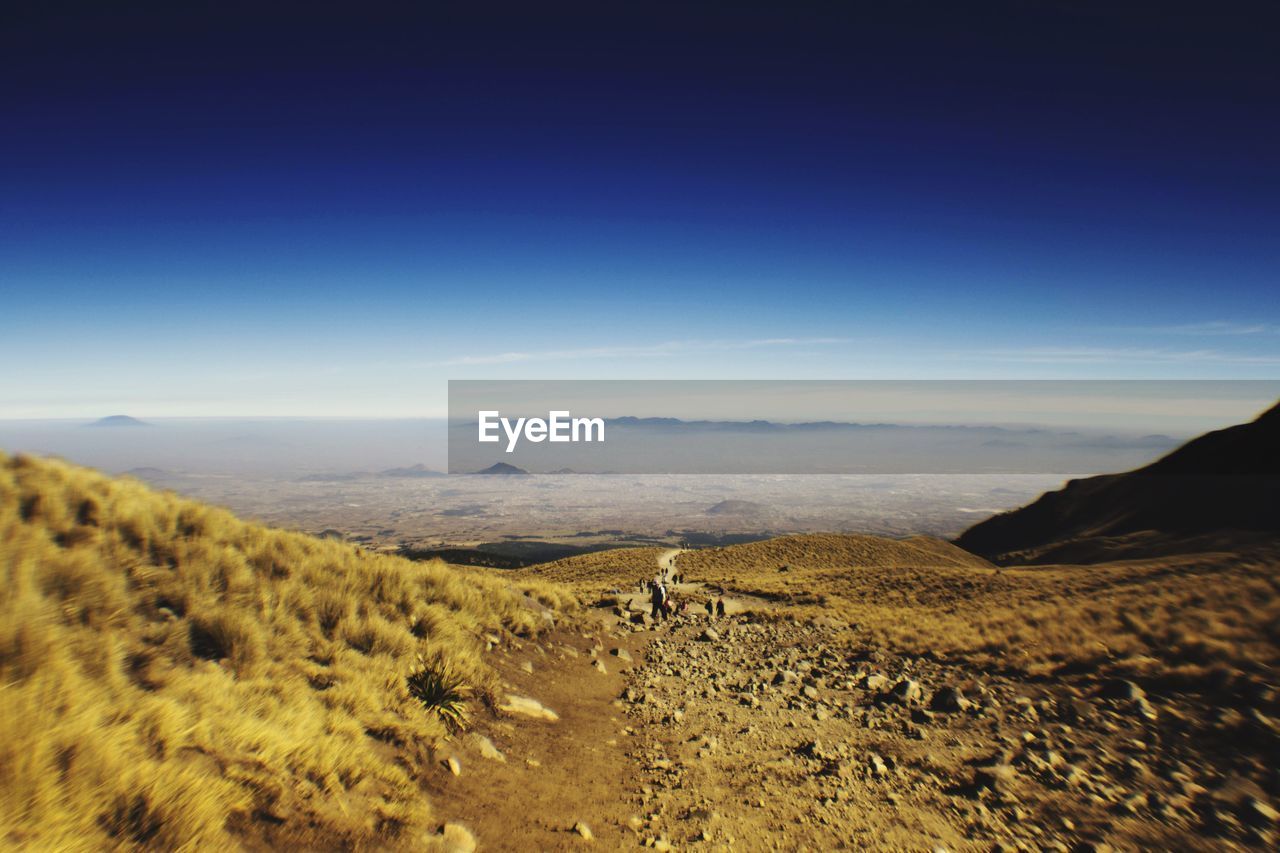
xmin=423 ymin=619 xmax=650 ymax=850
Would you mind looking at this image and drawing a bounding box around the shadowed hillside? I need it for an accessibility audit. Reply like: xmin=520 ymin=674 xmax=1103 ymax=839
xmin=956 ymin=400 xmax=1280 ymax=563
xmin=0 ymin=453 xmax=574 ymax=850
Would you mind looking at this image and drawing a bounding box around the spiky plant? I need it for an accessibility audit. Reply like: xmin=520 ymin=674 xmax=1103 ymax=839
xmin=405 ymin=654 xmax=471 ymax=733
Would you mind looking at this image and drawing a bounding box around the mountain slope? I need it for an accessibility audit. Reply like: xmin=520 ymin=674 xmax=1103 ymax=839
xmin=0 ymin=452 xmax=573 ymax=849
xmin=956 ymin=400 xmax=1280 ymax=562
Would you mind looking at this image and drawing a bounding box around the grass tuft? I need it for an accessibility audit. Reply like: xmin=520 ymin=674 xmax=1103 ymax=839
xmin=406 ymin=654 xmax=472 ymax=733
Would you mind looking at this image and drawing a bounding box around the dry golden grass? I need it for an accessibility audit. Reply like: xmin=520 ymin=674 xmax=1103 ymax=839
xmin=0 ymin=452 xmax=576 ymax=850
xmin=679 ymin=534 xmax=1280 ymax=685
xmin=531 ymin=531 xmax=1278 ymax=692
xmin=516 ymin=546 xmax=670 ymax=593
xmin=678 ymin=533 xmax=993 ymax=579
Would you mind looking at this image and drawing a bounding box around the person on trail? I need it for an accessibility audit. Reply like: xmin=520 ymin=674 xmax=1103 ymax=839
xmin=650 ymin=581 xmax=666 ymax=621
xmin=716 ymin=597 xmax=726 ymax=618
xmin=704 ymin=598 xmax=714 ymax=618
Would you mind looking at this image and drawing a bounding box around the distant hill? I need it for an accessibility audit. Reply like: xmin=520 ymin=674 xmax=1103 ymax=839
xmin=956 ymin=400 xmax=1280 ymax=563
xmin=379 ymin=463 xmax=446 ymax=478
xmin=86 ymin=414 xmax=150 ymax=427
xmin=471 ymin=462 xmax=531 ymax=476
xmin=523 ymin=533 xmax=994 ymax=595
xmin=680 ymin=533 xmax=994 ymax=575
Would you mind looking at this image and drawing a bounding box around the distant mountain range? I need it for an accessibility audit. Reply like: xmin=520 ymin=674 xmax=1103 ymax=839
xmin=603 ymin=416 xmax=1175 ymax=445
xmin=607 ymin=416 xmax=1039 ymax=433
xmin=956 ymin=400 xmax=1280 ymax=563
xmin=299 ymin=464 xmax=446 ymax=482
xmin=379 ymin=464 xmax=446 ymax=478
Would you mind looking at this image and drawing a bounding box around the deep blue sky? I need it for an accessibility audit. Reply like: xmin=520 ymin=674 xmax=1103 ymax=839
xmin=3 ymin=1 xmax=1279 ymax=416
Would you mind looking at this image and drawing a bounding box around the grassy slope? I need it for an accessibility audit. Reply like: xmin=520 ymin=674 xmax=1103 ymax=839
xmin=684 ymin=534 xmax=1279 ymax=683
xmin=0 ymin=453 xmax=575 ymax=850
xmin=535 ymin=532 xmax=1279 ymax=688
xmin=517 ymin=546 xmax=670 ymax=591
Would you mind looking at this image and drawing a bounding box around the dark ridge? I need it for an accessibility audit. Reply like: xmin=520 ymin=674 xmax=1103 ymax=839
xmin=955 ymin=400 xmax=1280 ymax=563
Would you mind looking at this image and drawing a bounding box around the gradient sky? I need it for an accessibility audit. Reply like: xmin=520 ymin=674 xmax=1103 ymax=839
xmin=3 ymin=1 xmax=1279 ymax=417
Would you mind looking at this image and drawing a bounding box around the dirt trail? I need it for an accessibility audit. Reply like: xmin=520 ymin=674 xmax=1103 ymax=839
xmin=422 ymin=549 xmax=771 ymax=851
xmin=616 ymin=548 xmax=772 ymax=618
xmin=423 ymin=620 xmax=649 ymax=850
xmin=658 ymin=548 xmax=684 ymax=573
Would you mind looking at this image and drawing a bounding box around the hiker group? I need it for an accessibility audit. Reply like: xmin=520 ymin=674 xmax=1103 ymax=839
xmin=644 ymin=568 xmax=724 ymax=624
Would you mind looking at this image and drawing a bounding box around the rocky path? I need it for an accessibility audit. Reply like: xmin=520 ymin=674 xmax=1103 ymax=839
xmin=610 ymin=609 xmax=1271 ymax=851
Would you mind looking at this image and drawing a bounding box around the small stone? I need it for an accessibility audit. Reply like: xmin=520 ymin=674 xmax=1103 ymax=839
xmin=610 ymin=647 xmax=633 ymax=663
xmin=1098 ymin=679 xmax=1145 ymax=701
xmin=573 ymin=821 xmax=594 ymax=841
xmin=499 ymin=694 xmax=559 ymax=722
xmin=1243 ymin=795 xmax=1280 ymax=826
xmin=863 ymin=673 xmax=890 ymax=690
xmin=470 ymin=734 xmax=506 ymax=762
xmin=520 ymin=660 xmax=534 ymax=674
xmin=437 ymin=822 xmax=477 ymax=852
xmin=930 ymin=686 xmax=971 ymax=712
xmin=699 ymin=628 xmax=721 ymax=642
xmin=445 ymin=755 xmax=461 ymax=776
xmin=890 ymin=679 xmax=922 ymax=705
xmin=1072 ymin=843 xmax=1113 ymax=853
xmin=593 ymin=659 xmax=608 ymax=674
xmin=1116 ymin=793 xmax=1146 ymax=815
xmin=1133 ymin=697 xmax=1159 ymax=721
xmin=974 ymin=764 xmax=1017 ymax=792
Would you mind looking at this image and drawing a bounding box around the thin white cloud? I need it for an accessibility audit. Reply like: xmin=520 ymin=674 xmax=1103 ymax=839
xmin=968 ymin=346 xmax=1280 ymax=365
xmin=438 ymin=337 xmax=850 ymax=366
xmin=1120 ymin=321 xmax=1280 ymax=336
